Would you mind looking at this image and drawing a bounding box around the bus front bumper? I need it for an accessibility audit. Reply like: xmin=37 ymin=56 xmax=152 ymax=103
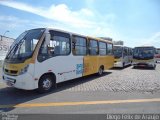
xmin=2 ymin=73 xmax=37 ymax=90
xmin=156 ymin=58 xmax=160 ymax=62
xmin=114 ymin=61 xmax=123 ymax=67
xmin=132 ymin=61 xmax=155 ymax=68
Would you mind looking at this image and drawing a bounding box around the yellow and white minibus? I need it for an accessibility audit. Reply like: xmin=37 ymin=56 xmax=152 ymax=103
xmin=113 ymin=45 xmax=133 ymax=68
xmin=132 ymin=46 xmax=156 ymax=69
xmin=2 ymin=28 xmax=114 ymax=93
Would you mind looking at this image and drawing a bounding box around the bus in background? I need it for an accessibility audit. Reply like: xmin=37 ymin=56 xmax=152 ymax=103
xmin=132 ymin=46 xmax=156 ymax=69
xmin=2 ymin=28 xmax=114 ymax=93
xmin=113 ymin=45 xmax=133 ymax=68
xmin=155 ymin=48 xmax=160 ymax=63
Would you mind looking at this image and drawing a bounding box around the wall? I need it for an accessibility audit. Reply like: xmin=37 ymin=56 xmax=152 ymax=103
xmin=0 ymin=35 xmax=14 ymax=67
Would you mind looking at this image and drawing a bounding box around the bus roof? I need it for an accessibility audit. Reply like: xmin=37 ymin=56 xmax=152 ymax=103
xmin=113 ymin=45 xmax=132 ymax=48
xmin=87 ymin=36 xmax=113 ymax=43
xmin=114 ymin=45 xmax=124 ymax=47
xmin=134 ymin=46 xmax=155 ymax=48
xmin=46 ymin=28 xmax=113 ymax=44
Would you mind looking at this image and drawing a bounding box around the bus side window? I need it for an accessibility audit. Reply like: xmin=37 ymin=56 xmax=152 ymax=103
xmin=89 ymin=39 xmax=98 ymax=55
xmin=99 ymin=42 xmax=107 ymax=56
xmin=49 ymin=31 xmax=70 ymax=56
xmin=107 ymin=43 xmax=113 ymax=55
xmin=37 ymin=31 xmax=70 ymax=62
xmin=72 ymin=35 xmax=87 ymax=56
xmin=130 ymin=49 xmax=133 ymax=56
xmin=123 ymin=48 xmax=128 ymax=56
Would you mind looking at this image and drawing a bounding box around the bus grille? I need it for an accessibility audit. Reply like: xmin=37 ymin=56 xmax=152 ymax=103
xmin=5 ymin=69 xmax=18 ymax=76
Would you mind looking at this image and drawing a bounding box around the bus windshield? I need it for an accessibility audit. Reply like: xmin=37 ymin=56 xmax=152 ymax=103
xmin=6 ymin=28 xmax=45 ymax=62
xmin=156 ymin=49 xmax=160 ymax=54
xmin=133 ymin=47 xmax=155 ymax=60
xmin=113 ymin=46 xmax=122 ymax=58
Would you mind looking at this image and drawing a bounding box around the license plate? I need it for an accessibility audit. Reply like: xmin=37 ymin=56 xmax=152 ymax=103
xmin=4 ymin=76 xmax=10 ymax=81
xmin=3 ymin=76 xmax=15 ymax=86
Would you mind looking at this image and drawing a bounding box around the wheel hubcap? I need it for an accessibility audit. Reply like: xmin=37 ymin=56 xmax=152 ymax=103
xmin=99 ymin=68 xmax=102 ymax=75
xmin=42 ymin=79 xmax=52 ymax=90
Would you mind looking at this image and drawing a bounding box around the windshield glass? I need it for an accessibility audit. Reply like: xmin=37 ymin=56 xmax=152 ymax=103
xmin=133 ymin=47 xmax=154 ymax=59
xmin=113 ymin=46 xmax=122 ymax=58
xmin=6 ymin=28 xmax=45 ymax=62
xmin=156 ymin=49 xmax=160 ymax=54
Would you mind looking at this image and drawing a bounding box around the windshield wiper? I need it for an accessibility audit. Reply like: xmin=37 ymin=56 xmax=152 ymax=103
xmin=6 ymin=39 xmax=25 ymax=59
xmin=6 ymin=43 xmax=19 ymax=59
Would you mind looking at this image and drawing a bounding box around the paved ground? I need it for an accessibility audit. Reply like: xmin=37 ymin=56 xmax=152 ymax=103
xmin=1 ymin=64 xmax=160 ymax=93
xmin=63 ymin=64 xmax=160 ymax=93
xmin=0 ymin=64 xmax=160 ymax=115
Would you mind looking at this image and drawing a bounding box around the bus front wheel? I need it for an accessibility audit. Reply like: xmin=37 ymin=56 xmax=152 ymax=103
xmin=122 ymin=62 xmax=125 ymax=68
xmin=37 ymin=74 xmax=56 ymax=93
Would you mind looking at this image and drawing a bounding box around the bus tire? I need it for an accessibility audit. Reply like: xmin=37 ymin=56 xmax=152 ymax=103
xmin=153 ymin=64 xmax=156 ymax=70
xmin=97 ymin=66 xmax=104 ymax=76
xmin=133 ymin=66 xmax=136 ymax=69
xmin=37 ymin=74 xmax=56 ymax=93
xmin=122 ymin=62 xmax=125 ymax=68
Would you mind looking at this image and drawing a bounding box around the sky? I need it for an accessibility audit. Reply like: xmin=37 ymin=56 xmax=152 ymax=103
xmin=0 ymin=0 xmax=160 ymax=48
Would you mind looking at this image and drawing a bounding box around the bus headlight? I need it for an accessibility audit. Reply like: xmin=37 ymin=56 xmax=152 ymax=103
xmin=19 ymin=65 xmax=29 ymax=75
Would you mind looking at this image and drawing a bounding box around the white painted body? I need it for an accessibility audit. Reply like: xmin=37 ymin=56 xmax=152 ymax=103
xmin=2 ymin=28 xmax=114 ymax=90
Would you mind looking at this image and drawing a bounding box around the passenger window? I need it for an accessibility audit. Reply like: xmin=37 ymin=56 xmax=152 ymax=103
xmin=51 ymin=36 xmax=70 ymax=55
xmin=72 ymin=35 xmax=87 ymax=55
xmin=38 ymin=30 xmax=70 ymax=62
xmin=89 ymin=39 xmax=98 ymax=55
xmin=107 ymin=43 xmax=113 ymax=55
xmin=130 ymin=49 xmax=133 ymax=55
xmin=99 ymin=42 xmax=107 ymax=55
xmin=123 ymin=48 xmax=128 ymax=56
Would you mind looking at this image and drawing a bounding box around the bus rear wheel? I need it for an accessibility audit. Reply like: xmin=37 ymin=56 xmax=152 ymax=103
xmin=37 ymin=74 xmax=56 ymax=93
xmin=153 ymin=64 xmax=156 ymax=70
xmin=97 ymin=66 xmax=104 ymax=76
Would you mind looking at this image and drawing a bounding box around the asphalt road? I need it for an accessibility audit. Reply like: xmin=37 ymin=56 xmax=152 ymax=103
xmin=0 ymin=64 xmax=160 ymax=115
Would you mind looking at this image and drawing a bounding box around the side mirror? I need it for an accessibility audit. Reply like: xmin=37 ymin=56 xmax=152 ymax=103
xmin=45 ymin=32 xmax=50 ymax=45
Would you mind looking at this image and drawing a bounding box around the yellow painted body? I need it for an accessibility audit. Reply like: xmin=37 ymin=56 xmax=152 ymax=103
xmin=3 ymin=59 xmax=32 ymax=76
xmin=83 ymin=56 xmax=98 ymax=76
xmin=83 ymin=55 xmax=114 ymax=76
